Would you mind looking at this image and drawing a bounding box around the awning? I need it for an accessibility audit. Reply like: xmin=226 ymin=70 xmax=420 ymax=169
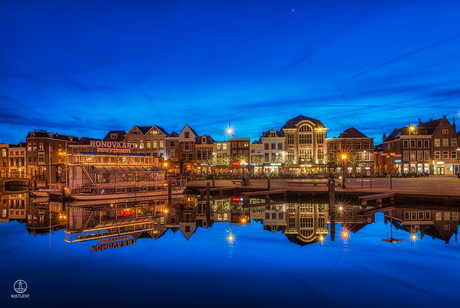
xmin=93 ymin=165 xmax=163 ymax=174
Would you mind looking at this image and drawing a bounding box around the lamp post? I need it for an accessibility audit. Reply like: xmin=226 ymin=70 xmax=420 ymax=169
xmin=59 ymin=151 xmax=67 ymax=188
xmin=48 ymin=145 xmax=52 ymax=188
xmin=408 ymin=124 xmax=415 ymax=173
xmin=341 ymin=154 xmax=347 ymax=189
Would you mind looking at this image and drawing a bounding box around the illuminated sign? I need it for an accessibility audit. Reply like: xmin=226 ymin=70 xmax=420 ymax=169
xmin=90 ymin=141 xmax=134 ymax=149
xmin=232 ymin=197 xmax=243 ymax=202
xmin=232 ymin=162 xmax=240 ymax=166
xmin=394 ymin=159 xmax=401 ymax=163
xmin=98 ymin=235 xmax=132 ymax=245
xmin=90 ymin=238 xmax=136 ymax=252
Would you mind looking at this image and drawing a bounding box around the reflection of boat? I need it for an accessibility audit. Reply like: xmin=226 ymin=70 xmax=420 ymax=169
xmin=30 ymin=189 xmax=51 ymax=197
xmin=30 ymin=196 xmax=49 ymax=204
xmin=70 ymin=188 xmax=185 ymax=201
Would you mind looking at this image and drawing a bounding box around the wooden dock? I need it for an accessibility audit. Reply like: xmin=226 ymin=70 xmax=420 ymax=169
xmin=358 ymin=193 xmax=395 ymax=206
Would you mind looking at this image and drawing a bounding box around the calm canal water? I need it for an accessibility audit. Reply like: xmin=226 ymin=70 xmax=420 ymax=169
xmin=1 ymin=192 xmax=459 ymax=308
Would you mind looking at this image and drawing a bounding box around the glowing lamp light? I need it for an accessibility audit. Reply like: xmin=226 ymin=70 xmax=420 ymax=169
xmin=341 ymin=229 xmax=349 ymax=240
xmin=341 ymin=154 xmax=347 ymax=160
xmin=164 ymin=209 xmax=168 ymax=214
xmin=411 ymin=234 xmax=417 ymax=241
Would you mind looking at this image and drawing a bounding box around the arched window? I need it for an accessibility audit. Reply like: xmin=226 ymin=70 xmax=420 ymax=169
xmin=299 ymin=125 xmax=312 ymax=144
xmin=299 ymin=125 xmax=312 ymax=132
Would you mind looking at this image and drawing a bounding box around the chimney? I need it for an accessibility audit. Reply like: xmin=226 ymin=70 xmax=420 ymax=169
xmin=383 ymin=133 xmax=387 ymax=142
xmin=418 ymin=118 xmax=422 ymax=125
xmin=453 ymin=116 xmax=456 ymax=131
xmin=430 ymin=118 xmax=433 ymax=121
xmin=443 ymin=115 xmax=447 ymax=119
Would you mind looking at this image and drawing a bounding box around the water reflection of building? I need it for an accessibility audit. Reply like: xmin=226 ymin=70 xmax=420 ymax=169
xmin=250 ymin=201 xmax=375 ymax=246
xmin=0 ymin=192 xmax=28 ymax=223
xmin=384 ymin=208 xmax=459 ymax=244
xmin=26 ymin=201 xmax=66 ymax=235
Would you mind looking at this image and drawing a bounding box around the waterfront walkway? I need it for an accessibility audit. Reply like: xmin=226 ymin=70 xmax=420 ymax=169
xmin=187 ymin=176 xmax=460 ymax=196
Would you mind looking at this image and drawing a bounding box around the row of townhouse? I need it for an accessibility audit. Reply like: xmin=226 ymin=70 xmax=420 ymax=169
xmin=2 ymin=114 xmax=458 ymax=182
xmin=375 ymin=115 xmax=460 ymax=175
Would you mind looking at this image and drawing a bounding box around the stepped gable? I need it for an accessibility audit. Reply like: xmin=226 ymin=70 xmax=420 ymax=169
xmin=281 ymin=115 xmax=324 ymax=129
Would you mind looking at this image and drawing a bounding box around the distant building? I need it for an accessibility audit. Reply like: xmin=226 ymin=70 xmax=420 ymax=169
xmin=281 ymin=115 xmax=328 ymax=174
xmin=376 ymin=116 xmax=459 ymax=175
xmin=195 ymin=135 xmax=214 ymax=175
xmin=26 ymin=130 xmax=78 ymax=183
xmin=8 ymin=143 xmax=27 ymax=178
xmin=260 ymin=129 xmax=285 ymax=175
xmin=0 ymin=144 xmax=10 ymax=178
xmin=327 ymin=127 xmax=374 ymax=175
xmin=125 ymin=125 xmax=168 ymax=159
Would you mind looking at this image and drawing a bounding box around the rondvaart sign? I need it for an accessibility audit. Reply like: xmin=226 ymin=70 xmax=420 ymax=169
xmin=90 ymin=239 xmax=136 ymax=252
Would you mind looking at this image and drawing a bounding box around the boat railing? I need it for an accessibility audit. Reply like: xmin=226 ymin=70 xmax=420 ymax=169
xmin=70 ymin=181 xmax=168 ymax=195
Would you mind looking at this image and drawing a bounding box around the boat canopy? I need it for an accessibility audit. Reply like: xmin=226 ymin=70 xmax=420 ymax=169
xmin=93 ymin=165 xmax=163 ymax=174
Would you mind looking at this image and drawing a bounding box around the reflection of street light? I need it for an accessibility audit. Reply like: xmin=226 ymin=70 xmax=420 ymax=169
xmin=341 ymin=154 xmax=347 ymax=188
xmin=341 ymin=229 xmax=349 ymax=240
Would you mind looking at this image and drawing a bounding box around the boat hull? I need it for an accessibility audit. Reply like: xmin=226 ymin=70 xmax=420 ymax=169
xmin=70 ymin=189 xmax=184 ymax=201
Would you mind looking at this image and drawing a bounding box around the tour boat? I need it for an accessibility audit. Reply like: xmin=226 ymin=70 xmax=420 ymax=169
xmin=70 ymin=187 xmax=185 ymax=201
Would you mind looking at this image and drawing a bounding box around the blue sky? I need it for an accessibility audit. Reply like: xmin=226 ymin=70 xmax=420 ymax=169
xmin=1 ymin=0 xmax=460 ymax=145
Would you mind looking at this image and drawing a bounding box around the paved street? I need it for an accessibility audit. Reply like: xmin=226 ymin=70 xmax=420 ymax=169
xmin=187 ymin=175 xmax=460 ymax=196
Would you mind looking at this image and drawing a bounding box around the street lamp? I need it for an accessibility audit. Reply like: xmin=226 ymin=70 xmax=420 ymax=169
xmin=341 ymin=154 xmax=347 ymax=188
xmin=408 ymin=124 xmax=415 ymax=173
xmin=59 ymin=151 xmax=67 ymax=188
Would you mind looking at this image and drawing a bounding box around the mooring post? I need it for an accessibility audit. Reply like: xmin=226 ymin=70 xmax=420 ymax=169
xmin=168 ymin=179 xmax=172 ymax=205
xmin=206 ymin=181 xmax=210 ymax=206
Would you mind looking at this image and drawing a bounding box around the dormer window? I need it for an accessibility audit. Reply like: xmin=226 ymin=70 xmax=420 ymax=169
xmin=151 ymin=131 xmax=158 ymax=135
xmin=110 ymin=134 xmax=118 ymax=139
xmin=30 ymin=133 xmax=35 ymax=138
xmin=49 ymin=134 xmax=53 ymax=138
xmin=202 ymin=137 xmax=206 ymax=143
xmin=69 ymin=137 xmax=73 ymax=141
xmin=271 ymin=132 xmax=276 ymax=137
xmin=185 ymin=132 xmax=190 ymax=138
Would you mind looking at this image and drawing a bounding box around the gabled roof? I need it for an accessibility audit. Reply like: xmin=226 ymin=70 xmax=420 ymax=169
xmin=26 ymin=130 xmax=79 ymax=142
xmin=281 ymin=115 xmax=324 ymax=129
xmin=135 ymin=125 xmax=153 ymax=135
xmin=77 ymin=137 xmax=100 ymax=145
xmin=384 ymin=128 xmax=404 ymax=142
xmin=338 ymin=127 xmax=368 ymax=138
xmin=102 ymin=130 xmax=126 ymax=141
xmin=196 ymin=135 xmax=214 ymax=144
xmin=413 ymin=118 xmax=442 ymax=136
xmin=179 ymin=124 xmax=198 ymax=138
xmin=154 ymin=125 xmax=169 ymax=136
xmin=261 ymin=129 xmax=284 ymax=138
xmin=168 ymin=131 xmax=179 ymax=138
xmin=13 ymin=142 xmax=26 ymax=147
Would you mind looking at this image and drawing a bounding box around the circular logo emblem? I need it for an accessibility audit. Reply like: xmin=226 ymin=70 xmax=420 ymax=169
xmin=13 ymin=280 xmax=28 ymax=294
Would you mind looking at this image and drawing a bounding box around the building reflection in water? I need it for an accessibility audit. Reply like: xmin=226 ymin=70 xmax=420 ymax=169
xmin=383 ymin=207 xmax=460 ymax=244
xmin=0 ymin=192 xmax=459 ymax=249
